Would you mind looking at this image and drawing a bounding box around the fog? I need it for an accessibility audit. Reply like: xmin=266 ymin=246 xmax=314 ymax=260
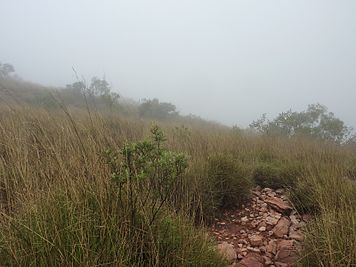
xmin=1 ymin=0 xmax=356 ymax=127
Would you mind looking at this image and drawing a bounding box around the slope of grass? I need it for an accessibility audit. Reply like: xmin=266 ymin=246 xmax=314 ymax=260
xmin=0 ymin=105 xmax=355 ymax=266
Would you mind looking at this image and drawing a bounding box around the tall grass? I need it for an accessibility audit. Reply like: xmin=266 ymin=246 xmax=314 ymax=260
xmin=0 ymin=105 xmax=355 ymax=266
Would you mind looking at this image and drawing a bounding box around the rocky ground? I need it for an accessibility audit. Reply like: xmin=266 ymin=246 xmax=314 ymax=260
xmin=212 ymin=187 xmax=309 ymax=267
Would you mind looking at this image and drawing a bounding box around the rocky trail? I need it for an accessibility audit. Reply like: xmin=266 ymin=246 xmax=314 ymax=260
xmin=211 ymin=187 xmax=309 ymax=267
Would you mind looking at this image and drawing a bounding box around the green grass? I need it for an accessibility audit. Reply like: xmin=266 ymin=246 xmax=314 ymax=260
xmin=0 ymin=106 xmax=355 ymax=266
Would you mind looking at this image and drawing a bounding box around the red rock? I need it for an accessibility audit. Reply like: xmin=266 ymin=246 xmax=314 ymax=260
xmin=238 ymin=253 xmax=264 ymax=267
xmin=265 ymin=197 xmax=292 ymax=214
xmin=272 ymin=217 xmax=291 ymax=238
xmin=266 ymin=239 xmax=278 ymax=254
xmin=258 ymin=226 xmax=266 ymax=232
xmin=275 ymin=240 xmax=301 ymax=265
xmin=248 ymin=234 xmax=264 ymax=247
xmin=264 ymin=255 xmax=273 ymax=265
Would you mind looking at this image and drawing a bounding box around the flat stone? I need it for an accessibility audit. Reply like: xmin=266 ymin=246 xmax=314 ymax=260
xmin=266 ymin=215 xmax=280 ymax=226
xmin=275 ymin=240 xmax=301 ymax=265
xmin=272 ymin=217 xmax=291 ymax=238
xmin=264 ymin=256 xmax=273 ymax=265
xmin=247 ymin=246 xmax=261 ymax=253
xmin=239 ymin=253 xmax=264 ymax=267
xmin=266 ymin=239 xmax=278 ymax=255
xmin=265 ymin=197 xmax=293 ymax=214
xmin=249 ymin=235 xmax=264 ymax=247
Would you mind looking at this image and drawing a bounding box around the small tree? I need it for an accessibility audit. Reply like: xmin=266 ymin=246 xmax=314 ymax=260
xmin=65 ymin=81 xmax=86 ymax=93
xmin=65 ymin=77 xmax=120 ymax=109
xmin=105 ymin=125 xmax=188 ymax=224
xmin=250 ymin=104 xmax=351 ymax=143
xmin=0 ymin=62 xmax=15 ymax=78
xmin=89 ymin=77 xmax=110 ymax=96
xmin=139 ymin=98 xmax=178 ymax=119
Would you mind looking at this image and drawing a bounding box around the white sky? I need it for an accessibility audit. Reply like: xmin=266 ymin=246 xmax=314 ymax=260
xmin=1 ymin=0 xmax=356 ymax=127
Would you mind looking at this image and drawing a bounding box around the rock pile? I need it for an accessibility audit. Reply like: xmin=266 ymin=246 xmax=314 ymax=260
xmin=212 ymin=187 xmax=308 ymax=267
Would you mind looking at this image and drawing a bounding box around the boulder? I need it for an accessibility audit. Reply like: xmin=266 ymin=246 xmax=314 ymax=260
xmin=272 ymin=217 xmax=291 ymax=238
xmin=265 ymin=197 xmax=292 ymax=214
xmin=249 ymin=234 xmax=264 ymax=247
xmin=266 ymin=211 xmax=282 ymax=226
xmin=238 ymin=253 xmax=264 ymax=267
xmin=275 ymin=240 xmax=301 ymax=265
xmin=266 ymin=239 xmax=278 ymax=255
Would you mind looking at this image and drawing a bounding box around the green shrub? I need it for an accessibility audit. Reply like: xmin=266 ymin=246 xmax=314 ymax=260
xmin=207 ymin=155 xmax=253 ymax=211
xmin=253 ymin=161 xmax=300 ymax=189
xmin=105 ymin=124 xmax=189 ymax=223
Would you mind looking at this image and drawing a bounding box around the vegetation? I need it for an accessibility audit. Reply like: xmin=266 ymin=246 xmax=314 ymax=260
xmin=0 ymin=75 xmax=355 ymax=266
xmin=250 ymin=103 xmax=352 ymax=144
xmin=0 ymin=62 xmax=15 ymax=78
xmin=253 ymin=161 xmax=301 ymax=190
xmin=139 ymin=98 xmax=178 ymax=120
xmin=207 ymin=155 xmax=252 ymax=211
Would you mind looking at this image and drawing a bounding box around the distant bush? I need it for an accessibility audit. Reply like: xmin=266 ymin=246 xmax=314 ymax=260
xmin=253 ymin=161 xmax=301 ymax=189
xmin=31 ymin=92 xmax=60 ymax=109
xmin=250 ymin=104 xmax=351 ymax=144
xmin=139 ymin=98 xmax=178 ymax=120
xmin=207 ymin=155 xmax=253 ymax=211
xmin=0 ymin=62 xmax=15 ymax=78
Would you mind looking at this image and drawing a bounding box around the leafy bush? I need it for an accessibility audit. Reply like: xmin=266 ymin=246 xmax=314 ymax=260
xmin=250 ymin=104 xmax=351 ymax=144
xmin=105 ymin=124 xmax=188 ymax=224
xmin=253 ymin=161 xmax=300 ymax=189
xmin=207 ymin=155 xmax=253 ymax=211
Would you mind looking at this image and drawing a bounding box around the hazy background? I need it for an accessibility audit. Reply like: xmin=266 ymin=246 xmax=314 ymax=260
xmin=1 ymin=0 xmax=356 ymax=127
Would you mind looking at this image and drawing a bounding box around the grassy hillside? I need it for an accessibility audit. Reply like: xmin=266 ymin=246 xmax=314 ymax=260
xmin=0 ymin=80 xmax=355 ymax=266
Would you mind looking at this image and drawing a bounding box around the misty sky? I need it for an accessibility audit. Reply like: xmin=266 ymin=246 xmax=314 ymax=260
xmin=1 ymin=0 xmax=356 ymax=127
